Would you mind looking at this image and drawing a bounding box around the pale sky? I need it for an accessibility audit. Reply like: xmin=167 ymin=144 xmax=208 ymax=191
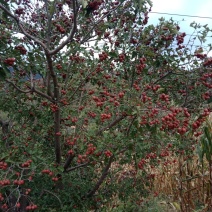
xmin=148 ymin=0 xmax=212 ymax=55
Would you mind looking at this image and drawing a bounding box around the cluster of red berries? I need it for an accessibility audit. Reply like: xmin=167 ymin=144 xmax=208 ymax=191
xmin=88 ymin=0 xmax=103 ymax=12
xmin=0 ymin=179 xmax=10 ymax=186
xmin=77 ymin=154 xmax=87 ymax=164
xmin=66 ymin=137 xmax=77 ymax=146
xmin=138 ymin=159 xmax=146 ymax=170
xmin=192 ymin=109 xmax=210 ymax=131
xmin=104 ymin=31 xmax=110 ymax=39
xmin=161 ymin=34 xmax=173 ymax=41
xmin=200 ymin=73 xmax=212 ymax=88
xmin=88 ymin=90 xmax=95 ymax=95
xmin=4 ymin=57 xmax=15 ymax=66
xmin=159 ymin=93 xmax=169 ymax=102
xmin=101 ymin=113 xmax=111 ymax=122
xmin=119 ymin=53 xmax=125 ymax=62
xmin=194 ymin=53 xmax=207 ymax=59
xmin=26 ymin=204 xmax=38 ymax=210
xmin=161 ymin=112 xmax=180 ymax=130
xmin=0 ymin=193 xmax=4 ymax=201
xmin=13 ymin=179 xmax=25 ymax=185
xmin=86 ymin=143 xmax=96 ymax=155
xmin=15 ymin=7 xmax=24 ymax=15
xmin=133 ymin=83 xmax=140 ymax=91
xmin=176 ymin=32 xmax=186 ymax=45
xmin=202 ymin=91 xmax=211 ymax=100
xmin=130 ymin=38 xmax=138 ymax=44
xmin=136 ymin=57 xmax=146 ymax=74
xmin=145 ymin=152 xmax=157 ymax=159
xmin=68 ymin=149 xmax=74 ymax=155
xmin=50 ymin=104 xmax=59 ymax=112
xmin=41 ymin=101 xmax=48 ymax=106
xmin=60 ymin=98 xmax=68 ymax=105
xmin=118 ymin=92 xmax=124 ymax=98
xmin=55 ymin=132 xmax=62 ymax=136
xmin=69 ymin=54 xmax=85 ymax=63
xmin=152 ymin=85 xmax=161 ymax=92
xmin=0 ymin=162 xmax=8 ymax=170
xmin=203 ymin=57 xmax=212 ymax=67
xmin=15 ymin=45 xmax=27 ymax=55
xmin=56 ymin=64 xmax=62 ymax=70
xmin=99 ymin=52 xmax=108 ymax=61
xmin=92 ymin=96 xmax=105 ymax=107
xmin=41 ymin=169 xmax=54 ymax=176
xmin=52 ymin=177 xmax=59 ymax=182
xmin=141 ymin=92 xmax=151 ymax=103
xmin=25 ymin=188 xmax=31 ymax=195
xmin=177 ymin=127 xmax=187 ymax=135
xmin=104 ymin=150 xmax=112 ymax=158
xmin=88 ymin=111 xmax=97 ymax=118
xmin=55 ymin=24 xmax=65 ymax=34
xmin=42 ymin=169 xmax=58 ymax=182
xmin=143 ymin=12 xmax=149 ymax=25
xmin=71 ymin=117 xmax=78 ymax=123
xmin=95 ymin=64 xmax=103 ymax=73
xmin=60 ymin=73 xmax=67 ymax=79
xmin=114 ymin=40 xmax=120 ymax=47
xmin=1 ymin=204 xmax=8 ymax=210
xmin=21 ymin=159 xmax=32 ymax=168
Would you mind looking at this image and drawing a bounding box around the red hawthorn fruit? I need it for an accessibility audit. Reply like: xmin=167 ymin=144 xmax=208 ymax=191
xmin=55 ymin=132 xmax=61 ymax=136
xmin=16 ymin=202 xmax=21 ymax=208
xmin=61 ymin=90 xmax=66 ymax=95
xmin=104 ymin=150 xmax=112 ymax=157
xmin=56 ymin=64 xmax=62 ymax=69
xmin=4 ymin=57 xmax=16 ymax=66
xmin=15 ymin=45 xmax=27 ymax=54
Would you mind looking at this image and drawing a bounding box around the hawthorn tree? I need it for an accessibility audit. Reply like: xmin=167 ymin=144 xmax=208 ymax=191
xmin=0 ymin=0 xmax=211 ymax=211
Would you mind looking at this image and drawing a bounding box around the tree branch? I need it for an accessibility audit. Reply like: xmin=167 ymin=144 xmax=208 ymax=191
xmin=5 ymin=79 xmax=31 ymax=93
xmin=153 ymin=71 xmax=172 ymax=84
xmin=45 ymin=53 xmax=61 ymax=164
xmin=96 ymin=115 xmax=127 ymax=136
xmin=63 ymin=154 xmax=75 ymax=171
xmin=0 ymin=4 xmax=49 ymax=52
xmin=86 ymin=156 xmax=113 ymax=198
xmin=49 ymin=0 xmax=78 ymax=55
xmin=32 ymin=87 xmax=53 ymax=102
xmin=6 ymin=79 xmax=53 ymax=102
xmin=64 ymin=162 xmax=89 ymax=173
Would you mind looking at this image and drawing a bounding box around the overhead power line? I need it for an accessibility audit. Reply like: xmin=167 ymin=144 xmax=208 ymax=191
xmin=150 ymin=12 xmax=212 ymax=20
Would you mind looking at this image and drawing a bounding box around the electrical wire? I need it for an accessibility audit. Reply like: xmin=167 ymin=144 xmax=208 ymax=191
xmin=149 ymin=12 xmax=212 ymax=20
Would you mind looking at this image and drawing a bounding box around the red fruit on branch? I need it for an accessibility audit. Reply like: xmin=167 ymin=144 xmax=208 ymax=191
xmin=4 ymin=57 xmax=16 ymax=66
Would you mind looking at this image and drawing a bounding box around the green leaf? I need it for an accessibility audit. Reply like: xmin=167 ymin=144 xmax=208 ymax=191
xmin=108 ymin=51 xmax=117 ymax=58
xmin=204 ymin=127 xmax=212 ymax=143
xmin=81 ymin=0 xmax=88 ymax=8
xmin=132 ymin=51 xmax=137 ymax=59
xmin=0 ymin=67 xmax=6 ymax=80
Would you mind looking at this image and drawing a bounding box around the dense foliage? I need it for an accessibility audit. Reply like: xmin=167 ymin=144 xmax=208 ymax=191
xmin=0 ymin=0 xmax=211 ymax=211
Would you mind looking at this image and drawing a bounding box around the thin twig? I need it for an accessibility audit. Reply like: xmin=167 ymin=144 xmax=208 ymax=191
xmin=96 ymin=115 xmax=127 ymax=136
xmin=126 ymin=116 xmax=137 ymax=136
xmin=5 ymin=79 xmax=31 ymax=93
xmin=42 ymin=189 xmax=62 ymax=207
xmin=65 ymin=162 xmax=89 ymax=173
xmin=153 ymin=71 xmax=172 ymax=84
xmin=32 ymin=87 xmax=53 ymax=102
